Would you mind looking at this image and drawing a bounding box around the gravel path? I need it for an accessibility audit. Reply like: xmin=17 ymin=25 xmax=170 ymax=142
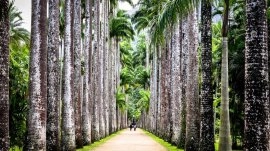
xmin=92 ymin=128 xmax=167 ymax=151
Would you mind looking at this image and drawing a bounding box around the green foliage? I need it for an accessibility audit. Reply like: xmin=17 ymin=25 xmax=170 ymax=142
xmin=110 ymin=10 xmax=135 ymax=40
xmin=9 ymin=0 xmax=30 ymax=47
xmin=8 ymin=1 xmax=30 ymax=148
xmin=9 ymin=44 xmax=29 ymax=148
xmin=137 ymin=89 xmax=150 ymax=112
xmin=118 ymin=35 xmax=150 ymax=121
xmin=116 ymin=87 xmax=127 ymax=112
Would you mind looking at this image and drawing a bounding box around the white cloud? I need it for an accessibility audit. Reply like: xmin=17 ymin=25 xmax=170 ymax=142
xmin=14 ymin=0 xmax=32 ymax=32
xmin=119 ymin=0 xmax=139 ymax=11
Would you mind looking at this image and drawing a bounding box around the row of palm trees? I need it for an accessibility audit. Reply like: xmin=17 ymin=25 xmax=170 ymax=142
xmin=0 ymin=0 xmax=269 ymax=150
xmin=0 ymin=0 xmax=133 ymax=150
xmin=134 ymin=0 xmax=269 ymax=150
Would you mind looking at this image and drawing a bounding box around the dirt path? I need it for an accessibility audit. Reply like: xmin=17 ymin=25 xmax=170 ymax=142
xmin=92 ymin=128 xmax=167 ymax=151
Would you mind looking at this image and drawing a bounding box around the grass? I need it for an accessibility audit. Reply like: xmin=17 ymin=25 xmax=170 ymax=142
xmin=10 ymin=146 xmax=23 ymax=151
xmin=76 ymin=130 xmax=123 ymax=151
xmin=142 ymin=130 xmax=184 ymax=151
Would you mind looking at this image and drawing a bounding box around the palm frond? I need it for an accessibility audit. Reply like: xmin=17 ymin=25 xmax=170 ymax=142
xmin=150 ymin=0 xmax=200 ymax=45
xmin=110 ymin=10 xmax=135 ymax=40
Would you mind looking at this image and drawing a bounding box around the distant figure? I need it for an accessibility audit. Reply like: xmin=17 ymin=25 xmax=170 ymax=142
xmin=129 ymin=124 xmax=133 ymax=131
xmin=133 ymin=124 xmax=137 ymax=131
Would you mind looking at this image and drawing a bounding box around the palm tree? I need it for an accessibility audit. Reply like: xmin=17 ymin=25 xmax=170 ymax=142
xmin=0 ymin=0 xmax=10 ymax=150
xmin=109 ymin=9 xmax=135 ymax=131
xmin=218 ymin=0 xmax=232 ymax=150
xmin=92 ymin=0 xmax=101 ymax=142
xmin=103 ymin=0 xmax=111 ymax=136
xmin=47 ymin=0 xmax=60 ymax=150
xmin=82 ymin=0 xmax=91 ymax=145
xmin=178 ymin=18 xmax=188 ymax=148
xmin=8 ymin=0 xmax=30 ymax=47
xmin=98 ymin=0 xmax=106 ymax=138
xmin=26 ymin=0 xmax=47 ymax=150
xmin=151 ymin=0 xmax=201 ymax=149
xmin=62 ymin=0 xmax=76 ymax=149
xmin=108 ymin=0 xmax=134 ymax=134
xmin=73 ymin=0 xmax=83 ymax=148
xmin=184 ymin=10 xmax=200 ymax=151
xmin=244 ymin=0 xmax=269 ymax=149
xmin=199 ymin=0 xmax=214 ymax=150
xmin=170 ymin=21 xmax=182 ymax=145
xmin=110 ymin=10 xmax=135 ymax=40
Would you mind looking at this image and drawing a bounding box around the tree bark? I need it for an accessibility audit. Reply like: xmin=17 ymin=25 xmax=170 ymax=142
xmin=47 ymin=0 xmax=60 ymax=150
xmin=103 ymin=0 xmax=110 ymax=136
xmin=26 ymin=0 xmax=48 ymax=150
xmin=73 ymin=0 xmax=83 ymax=148
xmin=82 ymin=0 xmax=92 ymax=145
xmin=244 ymin=0 xmax=269 ymax=150
xmin=200 ymin=0 xmax=214 ymax=150
xmin=0 ymin=0 xmax=9 ymax=150
xmin=218 ymin=0 xmax=232 ymax=149
xmin=92 ymin=0 xmax=100 ymax=142
xmin=170 ymin=21 xmax=182 ymax=145
xmin=62 ymin=0 xmax=76 ymax=149
xmin=178 ymin=18 xmax=188 ymax=148
xmin=99 ymin=0 xmax=105 ymax=139
xmin=185 ymin=10 xmax=200 ymax=151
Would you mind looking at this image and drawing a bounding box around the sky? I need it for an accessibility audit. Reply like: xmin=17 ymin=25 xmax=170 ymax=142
xmin=14 ymin=0 xmax=31 ymax=31
xmin=14 ymin=0 xmax=138 ymax=32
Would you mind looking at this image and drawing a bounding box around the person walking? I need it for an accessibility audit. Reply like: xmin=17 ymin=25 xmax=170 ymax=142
xmin=129 ymin=124 xmax=133 ymax=131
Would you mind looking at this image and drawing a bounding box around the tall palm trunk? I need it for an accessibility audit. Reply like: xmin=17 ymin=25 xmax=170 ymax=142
xmin=109 ymin=36 xmax=117 ymax=133
xmin=156 ymin=44 xmax=161 ymax=135
xmin=104 ymin=0 xmax=110 ymax=136
xmin=0 ymin=0 xmax=9 ymax=150
xmin=159 ymin=44 xmax=167 ymax=138
xmin=218 ymin=0 xmax=231 ymax=150
xmin=116 ymin=39 xmax=121 ymax=131
xmin=62 ymin=0 xmax=76 ymax=149
xmin=178 ymin=18 xmax=188 ymax=148
xmin=150 ymin=45 xmax=159 ymax=133
xmin=88 ymin=0 xmax=94 ymax=142
xmin=185 ymin=9 xmax=200 ymax=151
xmin=26 ymin=0 xmax=48 ymax=150
xmin=170 ymin=21 xmax=181 ymax=145
xmin=47 ymin=0 xmax=60 ymax=150
xmin=244 ymin=0 xmax=269 ymax=150
xmin=99 ymin=0 xmax=105 ymax=138
xmin=82 ymin=0 xmax=91 ymax=145
xmin=92 ymin=0 xmax=100 ymax=141
xmin=73 ymin=0 xmax=83 ymax=148
xmin=149 ymin=46 xmax=155 ymax=132
xmin=200 ymin=0 xmax=214 ymax=150
xmin=108 ymin=34 xmax=114 ymax=133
